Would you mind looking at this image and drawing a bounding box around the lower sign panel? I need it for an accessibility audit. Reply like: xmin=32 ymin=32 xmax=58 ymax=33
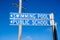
xmin=10 ymin=19 xmax=50 ymax=26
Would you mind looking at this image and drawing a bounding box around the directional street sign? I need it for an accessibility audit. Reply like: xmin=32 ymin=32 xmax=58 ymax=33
xmin=9 ymin=12 xmax=54 ymax=26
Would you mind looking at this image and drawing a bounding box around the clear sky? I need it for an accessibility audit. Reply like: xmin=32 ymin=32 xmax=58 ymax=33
xmin=0 ymin=0 xmax=60 ymax=40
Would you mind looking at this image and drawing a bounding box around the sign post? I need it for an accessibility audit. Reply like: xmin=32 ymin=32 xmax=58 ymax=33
xmin=9 ymin=0 xmax=58 ymax=40
xmin=18 ymin=0 xmax=22 ymax=40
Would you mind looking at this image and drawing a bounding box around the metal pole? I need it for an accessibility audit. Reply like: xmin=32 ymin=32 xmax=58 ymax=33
xmin=18 ymin=0 xmax=22 ymax=40
xmin=50 ymin=13 xmax=58 ymax=40
xmin=53 ymin=23 xmax=58 ymax=40
xmin=50 ymin=13 xmax=57 ymax=40
xmin=19 ymin=0 xmax=22 ymax=13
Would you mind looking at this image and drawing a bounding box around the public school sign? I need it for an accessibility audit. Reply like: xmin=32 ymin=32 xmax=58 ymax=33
xmin=9 ymin=12 xmax=54 ymax=26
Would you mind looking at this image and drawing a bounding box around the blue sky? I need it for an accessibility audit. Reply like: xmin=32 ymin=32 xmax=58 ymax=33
xmin=0 ymin=0 xmax=60 ymax=40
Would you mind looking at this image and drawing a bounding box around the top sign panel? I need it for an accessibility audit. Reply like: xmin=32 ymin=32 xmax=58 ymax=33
xmin=10 ymin=13 xmax=50 ymax=20
xmin=9 ymin=12 xmax=54 ymax=26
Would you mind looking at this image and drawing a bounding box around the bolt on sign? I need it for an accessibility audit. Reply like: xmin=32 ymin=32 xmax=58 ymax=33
xmin=9 ymin=12 xmax=54 ymax=26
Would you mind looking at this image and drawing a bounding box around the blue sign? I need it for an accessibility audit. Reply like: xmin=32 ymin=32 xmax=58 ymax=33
xmin=9 ymin=12 xmax=50 ymax=26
